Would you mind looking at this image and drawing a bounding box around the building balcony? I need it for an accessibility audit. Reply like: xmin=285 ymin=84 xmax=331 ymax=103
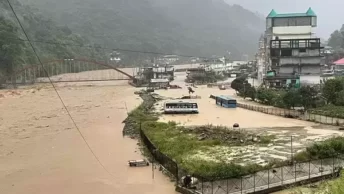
xmin=270 ymin=38 xmax=323 ymax=49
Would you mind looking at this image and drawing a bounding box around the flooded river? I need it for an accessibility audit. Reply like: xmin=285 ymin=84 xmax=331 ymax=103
xmin=0 ymin=66 xmax=336 ymax=194
xmin=0 ymin=74 xmax=177 ymax=194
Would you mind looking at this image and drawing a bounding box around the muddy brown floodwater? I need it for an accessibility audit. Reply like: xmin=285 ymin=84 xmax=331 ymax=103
xmin=0 ymin=77 xmax=177 ymax=194
xmin=0 ymin=66 xmax=340 ymax=194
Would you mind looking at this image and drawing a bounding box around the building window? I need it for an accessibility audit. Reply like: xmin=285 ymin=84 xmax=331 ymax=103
xmin=281 ymin=49 xmax=292 ymax=57
xmin=292 ymin=40 xmax=299 ymax=48
xmin=299 ymin=49 xmax=306 ymax=53
xmin=291 ymin=80 xmax=297 ymax=84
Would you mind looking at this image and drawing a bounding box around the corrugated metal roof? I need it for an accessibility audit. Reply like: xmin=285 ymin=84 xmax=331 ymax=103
xmin=267 ymin=8 xmax=316 ymax=18
xmin=334 ymin=58 xmax=344 ymax=65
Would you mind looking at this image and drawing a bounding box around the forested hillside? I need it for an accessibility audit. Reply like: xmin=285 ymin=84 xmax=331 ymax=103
xmin=20 ymin=0 xmax=265 ymax=59
xmin=328 ymin=25 xmax=344 ymax=50
xmin=326 ymin=24 xmax=344 ymax=62
xmin=0 ymin=0 xmax=105 ymax=78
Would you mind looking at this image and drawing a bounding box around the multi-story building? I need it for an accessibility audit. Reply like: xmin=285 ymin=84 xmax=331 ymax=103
xmin=263 ymin=8 xmax=323 ymax=88
xmin=132 ymin=65 xmax=174 ymax=86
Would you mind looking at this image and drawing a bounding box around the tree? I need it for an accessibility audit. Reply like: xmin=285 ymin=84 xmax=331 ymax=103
xmin=238 ymin=83 xmax=252 ymax=99
xmin=335 ymin=90 xmax=344 ymax=106
xmin=256 ymin=87 xmax=276 ymax=105
xmin=322 ymin=78 xmax=344 ymax=104
xmin=231 ymin=75 xmax=248 ymax=93
xmin=299 ymin=86 xmax=318 ymax=109
xmin=328 ymin=30 xmax=344 ymax=50
xmin=282 ymin=89 xmax=301 ymax=109
xmin=0 ymin=17 xmax=25 ymax=85
xmin=245 ymin=86 xmax=256 ymax=101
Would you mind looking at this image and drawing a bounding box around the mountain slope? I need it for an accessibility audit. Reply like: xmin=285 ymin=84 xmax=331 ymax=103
xmin=20 ymin=0 xmax=265 ymax=59
xmin=0 ymin=0 xmax=105 ymax=77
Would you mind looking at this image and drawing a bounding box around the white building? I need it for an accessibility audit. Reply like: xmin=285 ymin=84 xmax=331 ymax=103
xmin=263 ymin=8 xmax=323 ymax=88
xmin=266 ymin=8 xmax=317 ymax=40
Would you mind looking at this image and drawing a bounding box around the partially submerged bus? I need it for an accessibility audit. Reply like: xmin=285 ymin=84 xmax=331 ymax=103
xmin=215 ymin=95 xmax=237 ymax=108
xmin=164 ymin=100 xmax=199 ymax=114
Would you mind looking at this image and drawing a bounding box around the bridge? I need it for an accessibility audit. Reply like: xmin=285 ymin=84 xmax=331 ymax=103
xmin=1 ymin=58 xmax=136 ymax=87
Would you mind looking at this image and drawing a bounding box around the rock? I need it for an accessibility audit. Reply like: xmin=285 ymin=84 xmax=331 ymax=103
xmin=198 ymin=136 xmax=206 ymax=141
xmin=309 ymin=184 xmax=317 ymax=188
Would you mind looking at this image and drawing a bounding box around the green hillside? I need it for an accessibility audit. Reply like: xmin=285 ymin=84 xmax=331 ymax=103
xmin=20 ymin=0 xmax=265 ymax=59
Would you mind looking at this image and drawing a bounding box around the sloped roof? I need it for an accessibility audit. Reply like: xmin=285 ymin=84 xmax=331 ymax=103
xmin=267 ymin=7 xmax=316 ymax=18
xmin=333 ymin=58 xmax=344 ymax=65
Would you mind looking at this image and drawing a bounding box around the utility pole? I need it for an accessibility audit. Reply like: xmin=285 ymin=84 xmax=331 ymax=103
xmin=291 ymin=136 xmax=293 ymax=162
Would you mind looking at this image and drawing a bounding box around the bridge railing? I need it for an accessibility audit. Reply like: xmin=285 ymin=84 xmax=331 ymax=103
xmin=1 ymin=58 xmax=134 ymax=87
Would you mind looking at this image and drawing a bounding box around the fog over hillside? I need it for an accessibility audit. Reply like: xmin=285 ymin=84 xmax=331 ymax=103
xmin=18 ymin=0 xmax=265 ymax=59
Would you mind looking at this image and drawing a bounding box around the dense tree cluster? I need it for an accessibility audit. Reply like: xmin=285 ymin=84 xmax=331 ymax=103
xmin=328 ymin=24 xmax=344 ymax=50
xmin=322 ymin=77 xmax=344 ymax=106
xmin=231 ymin=77 xmax=320 ymax=110
xmin=0 ymin=0 xmax=106 ymax=80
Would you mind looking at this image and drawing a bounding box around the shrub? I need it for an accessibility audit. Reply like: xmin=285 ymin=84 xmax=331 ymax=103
xmin=294 ymin=137 xmax=344 ymax=161
xmin=309 ymin=105 xmax=344 ymax=119
xmin=256 ymin=87 xmax=278 ymax=105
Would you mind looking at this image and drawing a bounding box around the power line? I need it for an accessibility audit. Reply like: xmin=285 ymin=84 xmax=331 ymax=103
xmin=6 ymin=0 xmax=113 ymax=176
xmin=7 ymin=37 xmax=219 ymax=60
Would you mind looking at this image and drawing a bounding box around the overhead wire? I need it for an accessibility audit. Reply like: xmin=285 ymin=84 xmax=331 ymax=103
xmin=6 ymin=37 xmax=221 ymax=60
xmin=5 ymin=0 xmax=113 ymax=176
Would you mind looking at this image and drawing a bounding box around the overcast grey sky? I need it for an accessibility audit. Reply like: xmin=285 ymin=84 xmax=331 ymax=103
xmin=225 ymin=0 xmax=344 ymax=39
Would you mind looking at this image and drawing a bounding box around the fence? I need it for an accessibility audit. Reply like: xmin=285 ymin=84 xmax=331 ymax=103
xmin=182 ymin=157 xmax=344 ymax=194
xmin=237 ymin=103 xmax=344 ymax=126
xmin=139 ymin=126 xmax=179 ymax=180
xmin=304 ymin=113 xmax=344 ymax=126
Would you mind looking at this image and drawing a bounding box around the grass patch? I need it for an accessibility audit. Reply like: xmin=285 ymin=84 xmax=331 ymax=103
xmin=309 ymin=105 xmax=344 ymax=119
xmin=142 ymin=121 xmax=277 ymax=178
xmin=260 ymin=135 xmax=276 ymax=144
xmin=122 ymin=92 xmax=158 ymax=136
xmin=294 ymin=136 xmax=344 ymax=162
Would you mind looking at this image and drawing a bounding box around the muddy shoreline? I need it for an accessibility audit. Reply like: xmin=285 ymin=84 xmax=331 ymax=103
xmin=122 ymin=91 xmax=157 ymax=137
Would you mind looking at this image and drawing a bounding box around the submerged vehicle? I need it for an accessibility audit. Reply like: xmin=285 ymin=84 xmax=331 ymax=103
xmin=215 ymin=95 xmax=237 ymax=108
xmin=128 ymin=159 xmax=150 ymax=167
xmin=164 ymin=100 xmax=199 ymax=114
